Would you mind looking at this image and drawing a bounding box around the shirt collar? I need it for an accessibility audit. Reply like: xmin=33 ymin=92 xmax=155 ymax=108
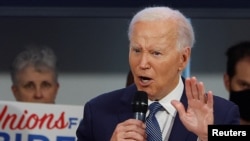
xmin=148 ymin=75 xmax=184 ymax=117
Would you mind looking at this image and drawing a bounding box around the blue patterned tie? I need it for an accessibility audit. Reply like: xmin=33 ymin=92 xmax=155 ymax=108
xmin=146 ymin=102 xmax=163 ymax=141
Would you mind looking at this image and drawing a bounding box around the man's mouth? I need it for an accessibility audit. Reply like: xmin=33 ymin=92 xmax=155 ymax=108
xmin=139 ymin=76 xmax=151 ymax=83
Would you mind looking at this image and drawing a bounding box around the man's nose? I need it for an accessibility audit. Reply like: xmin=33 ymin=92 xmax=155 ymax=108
xmin=139 ymin=54 xmax=151 ymax=69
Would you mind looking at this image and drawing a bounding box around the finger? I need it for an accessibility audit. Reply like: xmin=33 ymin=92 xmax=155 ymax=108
xmin=116 ymin=120 xmax=146 ymax=140
xmin=197 ymin=81 xmax=205 ymax=102
xmin=171 ymin=100 xmax=186 ymax=117
xmin=191 ymin=76 xmax=199 ymax=100
xmin=115 ymin=119 xmax=144 ymax=134
xmin=206 ymin=91 xmax=214 ymax=108
xmin=185 ymin=77 xmax=193 ymax=100
xmin=122 ymin=119 xmax=144 ymax=127
xmin=124 ymin=130 xmax=145 ymax=141
xmin=124 ymin=123 xmax=146 ymax=140
xmin=125 ymin=124 xmax=145 ymax=133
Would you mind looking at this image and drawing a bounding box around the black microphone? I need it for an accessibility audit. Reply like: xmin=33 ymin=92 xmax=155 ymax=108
xmin=131 ymin=91 xmax=148 ymax=122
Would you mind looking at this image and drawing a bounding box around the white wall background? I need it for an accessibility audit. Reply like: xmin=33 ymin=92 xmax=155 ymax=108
xmin=0 ymin=73 xmax=229 ymax=106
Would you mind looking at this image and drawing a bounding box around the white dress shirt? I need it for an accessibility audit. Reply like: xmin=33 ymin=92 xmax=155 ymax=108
xmin=147 ymin=75 xmax=183 ymax=141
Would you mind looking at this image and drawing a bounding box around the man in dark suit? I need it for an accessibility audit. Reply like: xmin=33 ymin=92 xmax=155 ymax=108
xmin=76 ymin=6 xmax=240 ymax=141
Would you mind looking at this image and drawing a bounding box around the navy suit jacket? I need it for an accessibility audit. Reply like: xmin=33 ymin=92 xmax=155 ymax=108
xmin=76 ymin=80 xmax=240 ymax=141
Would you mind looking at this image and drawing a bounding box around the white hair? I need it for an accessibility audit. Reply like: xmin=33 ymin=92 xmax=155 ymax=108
xmin=128 ymin=6 xmax=195 ymax=49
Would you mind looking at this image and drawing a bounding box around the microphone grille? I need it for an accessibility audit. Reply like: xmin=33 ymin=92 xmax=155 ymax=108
xmin=132 ymin=91 xmax=148 ymax=113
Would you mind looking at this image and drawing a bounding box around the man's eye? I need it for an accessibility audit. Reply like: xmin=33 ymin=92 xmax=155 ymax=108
xmin=133 ymin=48 xmax=140 ymax=53
xmin=240 ymin=83 xmax=250 ymax=89
xmin=153 ymin=51 xmax=161 ymax=56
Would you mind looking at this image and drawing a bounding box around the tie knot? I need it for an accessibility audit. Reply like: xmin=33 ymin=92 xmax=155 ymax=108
xmin=148 ymin=102 xmax=163 ymax=116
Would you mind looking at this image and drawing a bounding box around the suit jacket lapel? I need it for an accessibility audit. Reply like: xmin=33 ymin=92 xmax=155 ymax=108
xmin=168 ymin=90 xmax=190 ymax=141
xmin=118 ymin=84 xmax=137 ymax=122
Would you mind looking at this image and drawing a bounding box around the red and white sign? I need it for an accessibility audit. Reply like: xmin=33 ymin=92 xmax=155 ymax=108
xmin=0 ymin=101 xmax=83 ymax=141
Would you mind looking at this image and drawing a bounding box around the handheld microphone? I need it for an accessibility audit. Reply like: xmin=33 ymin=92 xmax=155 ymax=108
xmin=131 ymin=91 xmax=148 ymax=122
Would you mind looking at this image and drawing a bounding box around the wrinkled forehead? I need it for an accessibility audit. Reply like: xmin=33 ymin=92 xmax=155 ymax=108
xmin=130 ymin=20 xmax=179 ymax=47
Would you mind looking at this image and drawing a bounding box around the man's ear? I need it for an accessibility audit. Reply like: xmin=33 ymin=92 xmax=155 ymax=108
xmin=179 ymin=47 xmax=191 ymax=71
xmin=223 ymin=73 xmax=230 ymax=92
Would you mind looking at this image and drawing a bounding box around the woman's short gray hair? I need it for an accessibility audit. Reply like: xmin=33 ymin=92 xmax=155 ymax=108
xmin=10 ymin=46 xmax=58 ymax=84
